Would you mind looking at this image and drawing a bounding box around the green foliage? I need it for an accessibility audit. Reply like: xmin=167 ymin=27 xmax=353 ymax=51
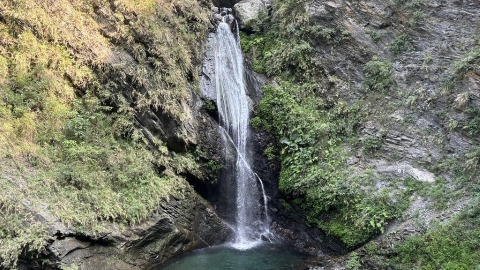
xmin=362 ymin=136 xmax=384 ymax=154
xmin=438 ymin=46 xmax=480 ymax=142
xmin=205 ymin=160 xmax=223 ymax=173
xmin=465 ymin=147 xmax=480 ymax=176
xmin=193 ymin=147 xmax=222 ymax=183
xmin=240 ymin=0 xmax=346 ymax=81
xmin=318 ymin=187 xmax=408 ymax=247
xmin=0 ymin=196 xmax=47 ymax=268
xmin=0 ymin=0 xmax=212 ymax=267
xmin=241 ymin=0 xmax=412 ymax=248
xmin=252 ymin=81 xmax=405 ymax=247
xmin=33 ymin=98 xmax=179 ymax=227
xmin=389 ymin=33 xmax=414 ymax=55
xmin=460 ymin=108 xmax=480 ymax=136
xmin=453 ymin=47 xmax=480 ymax=74
xmin=203 ymin=100 xmax=217 ymax=112
xmin=426 ymin=153 xmax=480 ymax=209
xmin=264 ymin=145 xmax=277 ymax=161
xmin=392 ymin=201 xmax=480 ymax=269
xmin=426 ymin=177 xmax=454 ymax=210
xmin=363 ymin=59 xmax=393 ymax=92
xmin=346 ymin=252 xmax=361 ymax=270
xmin=241 ymin=32 xmax=317 ymax=80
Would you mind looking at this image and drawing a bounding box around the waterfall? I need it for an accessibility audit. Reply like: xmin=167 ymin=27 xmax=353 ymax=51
xmin=213 ymin=19 xmax=270 ymax=248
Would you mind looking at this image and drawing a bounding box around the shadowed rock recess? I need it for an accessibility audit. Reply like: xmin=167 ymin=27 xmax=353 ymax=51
xmin=1 ymin=0 xmax=480 ymax=269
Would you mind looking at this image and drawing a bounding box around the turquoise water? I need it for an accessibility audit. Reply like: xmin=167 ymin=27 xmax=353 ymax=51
xmin=157 ymin=243 xmax=307 ymax=270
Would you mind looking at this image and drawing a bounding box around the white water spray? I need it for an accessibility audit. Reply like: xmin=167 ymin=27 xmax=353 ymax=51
xmin=213 ymin=20 xmax=270 ymax=248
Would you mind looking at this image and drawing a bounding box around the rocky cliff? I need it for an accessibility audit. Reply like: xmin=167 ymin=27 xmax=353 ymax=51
xmin=0 ymin=0 xmax=234 ymax=269
xmin=15 ymin=184 xmax=232 ymax=269
xmin=1 ymin=0 xmax=479 ymax=269
xmin=238 ymin=0 xmax=480 ymax=268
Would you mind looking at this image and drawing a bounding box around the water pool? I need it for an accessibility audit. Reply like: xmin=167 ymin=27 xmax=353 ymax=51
xmin=156 ymin=243 xmax=307 ymax=270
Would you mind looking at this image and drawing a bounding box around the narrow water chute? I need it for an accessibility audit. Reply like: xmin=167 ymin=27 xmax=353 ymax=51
xmin=212 ymin=17 xmax=271 ymax=248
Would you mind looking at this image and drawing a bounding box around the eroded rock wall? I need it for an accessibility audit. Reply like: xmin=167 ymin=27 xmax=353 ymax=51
xmin=2 ymin=0 xmax=236 ymax=268
xmin=238 ymin=0 xmax=479 ymax=267
xmin=286 ymin=0 xmax=479 ymax=267
xmin=18 ymin=180 xmax=232 ymax=270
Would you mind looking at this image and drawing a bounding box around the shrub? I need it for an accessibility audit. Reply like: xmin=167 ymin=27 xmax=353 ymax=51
xmin=346 ymin=252 xmax=361 ymax=270
xmin=363 ymin=59 xmax=393 ymax=92
xmin=461 ymin=108 xmax=480 ymax=135
xmin=393 ymin=201 xmax=480 ymax=269
xmin=362 ymin=136 xmax=384 ymax=154
xmin=389 ymin=34 xmax=414 ymax=55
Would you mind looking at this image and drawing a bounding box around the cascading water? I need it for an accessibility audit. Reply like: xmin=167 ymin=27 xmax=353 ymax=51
xmin=155 ymin=11 xmax=310 ymax=270
xmin=212 ymin=17 xmax=270 ymax=248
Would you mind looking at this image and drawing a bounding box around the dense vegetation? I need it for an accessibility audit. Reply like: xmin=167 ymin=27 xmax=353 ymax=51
xmin=242 ymin=1 xmax=480 ymax=267
xmin=242 ymin=0 xmax=409 ymax=248
xmin=0 ymin=0 xmax=210 ymax=267
xmin=1 ymin=0 xmax=479 ymax=268
xmin=392 ymin=200 xmax=480 ymax=269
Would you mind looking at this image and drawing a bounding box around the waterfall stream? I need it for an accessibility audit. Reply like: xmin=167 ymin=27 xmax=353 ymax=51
xmin=213 ymin=20 xmax=270 ymax=248
xmin=156 ymin=13 xmax=309 ymax=270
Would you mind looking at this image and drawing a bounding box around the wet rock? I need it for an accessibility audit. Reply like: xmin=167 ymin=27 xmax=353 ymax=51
xmin=211 ymin=7 xmax=237 ymax=32
xmin=20 ymin=184 xmax=233 ymax=269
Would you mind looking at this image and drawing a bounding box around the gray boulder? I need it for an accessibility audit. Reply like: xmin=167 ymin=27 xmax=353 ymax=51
xmin=233 ymin=0 xmax=266 ymax=29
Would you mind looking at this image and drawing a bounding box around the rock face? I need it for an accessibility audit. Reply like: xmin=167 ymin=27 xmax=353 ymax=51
xmin=233 ymin=0 xmax=266 ymax=29
xmin=282 ymin=0 xmax=479 ymax=267
xmin=309 ymin=0 xmax=479 ymax=185
xmin=19 ymin=184 xmax=233 ymax=269
xmin=8 ymin=0 xmax=479 ymax=268
xmin=8 ymin=2 xmax=235 ymax=268
xmin=211 ymin=7 xmax=237 ymax=32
